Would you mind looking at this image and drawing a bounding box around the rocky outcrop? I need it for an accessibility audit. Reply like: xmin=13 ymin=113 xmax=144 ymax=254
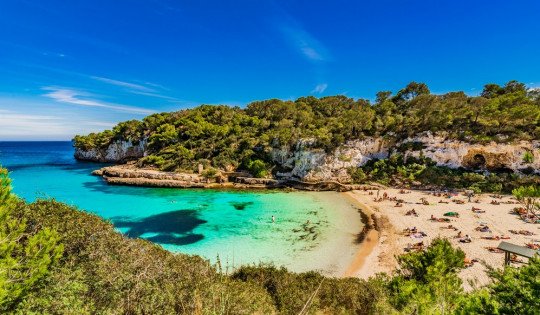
xmin=74 ymin=139 xmax=147 ymax=163
xmin=270 ymin=133 xmax=539 ymax=183
xmin=272 ymin=138 xmax=389 ymax=183
xmin=92 ymin=165 xmax=360 ymax=191
xmin=403 ymin=134 xmax=540 ymax=173
xmin=79 ymin=133 xmax=539 ymax=186
xmin=235 ymin=177 xmax=283 ymax=187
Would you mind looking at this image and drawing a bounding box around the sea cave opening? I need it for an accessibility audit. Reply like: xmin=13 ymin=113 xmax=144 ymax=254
xmin=469 ymin=154 xmax=487 ymax=169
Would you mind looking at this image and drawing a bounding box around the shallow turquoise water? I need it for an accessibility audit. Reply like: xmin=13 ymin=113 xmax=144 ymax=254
xmin=0 ymin=142 xmax=362 ymax=273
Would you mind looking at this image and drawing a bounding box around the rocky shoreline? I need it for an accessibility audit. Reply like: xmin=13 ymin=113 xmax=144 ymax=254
xmin=77 ymin=132 xmax=540 ymax=186
xmin=92 ymin=165 xmax=368 ymax=191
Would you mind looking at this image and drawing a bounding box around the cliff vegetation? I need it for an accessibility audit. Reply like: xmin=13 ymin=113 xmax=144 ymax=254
xmin=73 ymin=81 xmax=540 ymax=178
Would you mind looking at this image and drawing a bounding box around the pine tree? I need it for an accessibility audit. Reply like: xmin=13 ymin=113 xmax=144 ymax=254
xmin=0 ymin=167 xmax=63 ymax=311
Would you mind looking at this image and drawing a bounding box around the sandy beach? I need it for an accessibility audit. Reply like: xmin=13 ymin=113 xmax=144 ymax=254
xmin=345 ymin=188 xmax=540 ymax=289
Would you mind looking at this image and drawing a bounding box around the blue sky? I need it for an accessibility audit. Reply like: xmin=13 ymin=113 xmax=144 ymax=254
xmin=1 ymin=0 xmax=539 ymax=140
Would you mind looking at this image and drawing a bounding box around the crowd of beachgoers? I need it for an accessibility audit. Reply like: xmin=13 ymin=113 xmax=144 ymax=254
xmin=347 ymin=188 xmax=540 ymax=288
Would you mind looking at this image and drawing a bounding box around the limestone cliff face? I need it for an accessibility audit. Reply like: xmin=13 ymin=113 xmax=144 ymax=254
xmin=272 ymin=138 xmax=389 ymax=183
xmin=76 ymin=133 xmax=539 ymax=183
xmin=74 ymin=139 xmax=147 ymax=162
xmin=404 ymin=134 xmax=540 ymax=173
xmin=272 ymin=133 xmax=539 ymax=183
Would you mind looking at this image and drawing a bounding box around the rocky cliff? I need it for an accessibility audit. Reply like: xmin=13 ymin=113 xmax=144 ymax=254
xmin=403 ymin=134 xmax=540 ymax=173
xmin=270 ymin=133 xmax=539 ymax=182
xmin=76 ymin=134 xmax=539 ymax=183
xmin=74 ymin=139 xmax=147 ymax=162
xmin=272 ymin=138 xmax=389 ymax=182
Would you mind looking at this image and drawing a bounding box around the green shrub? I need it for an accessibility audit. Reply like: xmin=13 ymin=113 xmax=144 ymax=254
xmin=355 ymin=155 xmax=540 ymax=193
xmin=348 ymin=167 xmax=367 ymax=183
xmin=202 ymin=167 xmax=218 ymax=179
xmin=246 ymin=159 xmax=269 ymax=178
xmin=0 ymin=168 xmax=63 ymax=312
xmin=387 ymin=238 xmax=465 ymax=314
xmin=523 ymin=151 xmax=534 ymax=164
xmin=232 ymin=265 xmax=388 ymax=314
xmin=138 ymin=155 xmax=165 ymax=168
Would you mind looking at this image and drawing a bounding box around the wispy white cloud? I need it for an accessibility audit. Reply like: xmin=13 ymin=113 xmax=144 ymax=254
xmin=130 ymin=90 xmax=181 ymax=101
xmin=311 ymin=83 xmax=328 ymax=94
xmin=42 ymin=87 xmax=155 ymax=114
xmin=91 ymin=76 xmax=154 ymax=92
xmin=279 ymin=23 xmax=329 ymax=62
xmin=0 ymin=112 xmax=60 ymax=121
xmin=84 ymin=121 xmax=117 ymax=128
xmin=143 ymin=81 xmax=170 ymax=91
xmin=90 ymin=76 xmax=181 ymax=101
xmin=0 ymin=109 xmax=120 ymax=140
xmin=0 ymin=110 xmax=69 ymax=138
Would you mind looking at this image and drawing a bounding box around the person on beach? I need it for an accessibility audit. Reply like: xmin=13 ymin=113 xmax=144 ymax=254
xmin=272 ymin=215 xmax=275 ymax=223
xmin=460 ymin=234 xmax=471 ymax=243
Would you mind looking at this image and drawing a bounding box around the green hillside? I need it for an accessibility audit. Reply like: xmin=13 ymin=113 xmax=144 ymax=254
xmin=74 ymin=81 xmax=540 ymax=175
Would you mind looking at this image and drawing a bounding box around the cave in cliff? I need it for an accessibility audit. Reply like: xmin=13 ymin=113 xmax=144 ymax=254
xmin=462 ymin=151 xmax=513 ymax=173
xmin=468 ymin=154 xmax=487 ymax=169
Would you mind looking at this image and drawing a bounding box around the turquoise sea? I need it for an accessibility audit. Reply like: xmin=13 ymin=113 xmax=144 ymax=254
xmin=0 ymin=141 xmax=363 ymax=275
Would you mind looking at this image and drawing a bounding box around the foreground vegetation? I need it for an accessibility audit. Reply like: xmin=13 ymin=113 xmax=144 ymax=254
xmin=1 ymin=167 xmax=539 ymax=314
xmin=74 ymin=81 xmax=540 ymax=178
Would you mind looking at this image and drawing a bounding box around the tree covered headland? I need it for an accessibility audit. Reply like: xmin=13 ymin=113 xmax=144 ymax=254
xmin=1 ymin=168 xmax=539 ymax=314
xmin=74 ymin=81 xmax=540 ymax=176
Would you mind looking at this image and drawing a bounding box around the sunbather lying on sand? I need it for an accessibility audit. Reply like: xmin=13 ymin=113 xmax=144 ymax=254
xmin=405 ymin=241 xmax=425 ymax=252
xmin=481 ymin=235 xmax=510 ymax=240
xmin=485 ymin=247 xmax=504 ymax=253
xmin=405 ymin=209 xmax=418 ymax=216
xmin=459 ymin=234 xmax=472 ymax=243
xmin=509 ymin=229 xmax=535 ymax=236
xmin=403 ymin=227 xmax=418 ymax=234
xmin=410 ymin=232 xmax=427 ymax=239
xmin=464 ymin=258 xmax=479 ymax=268
xmin=430 ymin=215 xmax=451 ymax=222
xmin=475 ymin=225 xmax=491 ymax=233
xmin=440 ymin=224 xmax=459 ymax=231
xmin=402 ymin=229 xmax=414 ymax=236
xmin=471 ymin=206 xmax=485 ymax=213
xmin=526 ymin=243 xmax=540 ymax=250
xmin=510 ymin=254 xmax=523 ymax=263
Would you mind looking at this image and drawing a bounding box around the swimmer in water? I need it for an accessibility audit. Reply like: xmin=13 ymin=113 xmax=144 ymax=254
xmin=272 ymin=215 xmax=275 ymax=223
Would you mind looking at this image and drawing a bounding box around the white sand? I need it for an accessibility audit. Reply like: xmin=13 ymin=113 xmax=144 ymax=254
xmin=346 ymin=188 xmax=540 ymax=289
